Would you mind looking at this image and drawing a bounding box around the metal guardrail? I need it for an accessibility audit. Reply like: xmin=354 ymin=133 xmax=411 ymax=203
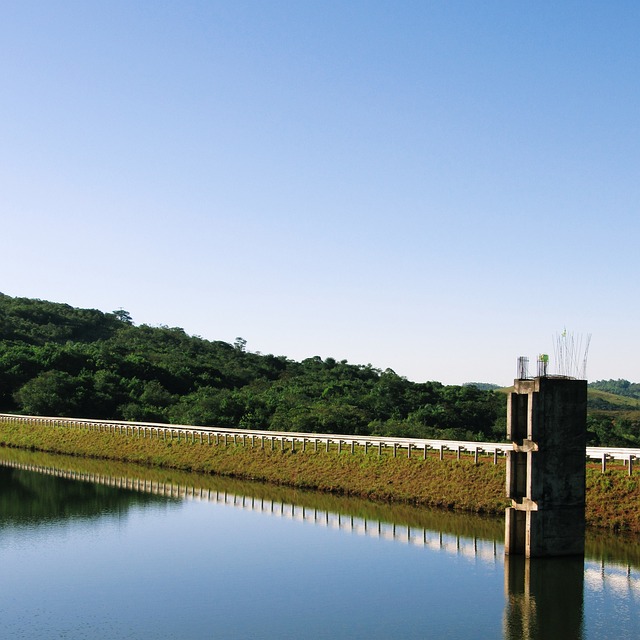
xmin=0 ymin=413 xmax=510 ymax=463
xmin=586 ymin=446 xmax=639 ymax=474
xmin=0 ymin=413 xmax=638 ymax=472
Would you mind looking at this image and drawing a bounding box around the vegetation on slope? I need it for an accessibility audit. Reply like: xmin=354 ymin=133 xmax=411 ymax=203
xmin=586 ymin=387 xmax=640 ymax=447
xmin=590 ymin=379 xmax=640 ymax=400
xmin=0 ymin=293 xmax=505 ymax=441
xmin=2 ymin=293 xmax=639 ymax=447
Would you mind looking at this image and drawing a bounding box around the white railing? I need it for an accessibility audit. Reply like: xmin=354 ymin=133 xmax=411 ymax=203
xmin=0 ymin=413 xmax=510 ymax=463
xmin=0 ymin=413 xmax=638 ymax=472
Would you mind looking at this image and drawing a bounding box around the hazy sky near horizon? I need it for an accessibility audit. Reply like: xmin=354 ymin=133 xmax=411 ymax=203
xmin=1 ymin=1 xmax=638 ymax=386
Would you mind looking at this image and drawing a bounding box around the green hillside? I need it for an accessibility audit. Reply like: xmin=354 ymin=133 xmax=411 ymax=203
xmin=586 ymin=388 xmax=640 ymax=447
xmin=588 ymin=388 xmax=640 ymax=413
xmin=0 ymin=293 xmax=505 ymax=441
xmin=2 ymin=293 xmax=638 ymax=447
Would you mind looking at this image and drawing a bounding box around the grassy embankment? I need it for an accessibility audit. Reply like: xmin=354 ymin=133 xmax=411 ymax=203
xmin=0 ymin=420 xmax=638 ymax=532
xmin=588 ymin=388 xmax=640 ymax=419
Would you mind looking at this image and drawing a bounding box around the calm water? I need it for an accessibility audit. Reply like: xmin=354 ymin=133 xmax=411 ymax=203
xmin=0 ymin=448 xmax=638 ymax=640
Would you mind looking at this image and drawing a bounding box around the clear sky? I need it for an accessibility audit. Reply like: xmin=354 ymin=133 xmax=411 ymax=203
xmin=1 ymin=1 xmax=638 ymax=386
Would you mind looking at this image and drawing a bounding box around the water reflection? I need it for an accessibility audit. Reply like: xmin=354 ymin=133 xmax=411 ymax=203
xmin=1 ymin=446 xmax=639 ymax=640
xmin=0 ymin=464 xmax=175 ymax=528
xmin=504 ymin=556 xmax=585 ymax=639
xmin=1 ymin=446 xmax=638 ymax=568
xmin=0 ymin=445 xmax=504 ymax=541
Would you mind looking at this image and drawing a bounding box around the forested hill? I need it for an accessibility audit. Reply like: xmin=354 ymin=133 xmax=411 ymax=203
xmin=0 ymin=293 xmax=505 ymax=441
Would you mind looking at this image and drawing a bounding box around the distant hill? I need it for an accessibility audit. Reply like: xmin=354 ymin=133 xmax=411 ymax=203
xmin=587 ymin=388 xmax=640 ymax=413
xmin=589 ymin=379 xmax=640 ymax=401
xmin=463 ymin=382 xmax=501 ymax=391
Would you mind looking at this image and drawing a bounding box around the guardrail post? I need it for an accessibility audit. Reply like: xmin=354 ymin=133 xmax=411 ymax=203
xmin=4 ymin=413 xmax=629 ymax=494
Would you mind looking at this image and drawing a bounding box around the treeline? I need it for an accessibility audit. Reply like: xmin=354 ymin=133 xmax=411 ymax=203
xmin=0 ymin=294 xmax=505 ymax=441
xmin=587 ymin=415 xmax=640 ymax=448
xmin=589 ymin=379 xmax=640 ymax=400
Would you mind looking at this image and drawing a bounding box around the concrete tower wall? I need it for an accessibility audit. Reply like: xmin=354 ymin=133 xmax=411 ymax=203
xmin=505 ymin=377 xmax=587 ymax=557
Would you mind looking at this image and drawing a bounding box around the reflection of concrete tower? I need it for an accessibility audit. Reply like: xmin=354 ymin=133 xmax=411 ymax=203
xmin=505 ymin=376 xmax=587 ymax=557
xmin=503 ymin=556 xmax=585 ymax=640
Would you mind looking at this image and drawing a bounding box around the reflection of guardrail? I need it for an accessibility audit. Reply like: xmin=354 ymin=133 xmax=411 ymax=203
xmin=584 ymin=564 xmax=640 ymax=597
xmin=0 ymin=457 xmax=500 ymax=563
xmin=3 ymin=457 xmax=639 ymax=596
xmin=2 ymin=413 xmax=639 ymax=472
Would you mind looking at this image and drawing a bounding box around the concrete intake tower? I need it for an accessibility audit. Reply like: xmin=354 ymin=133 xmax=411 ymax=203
xmin=505 ymin=376 xmax=588 ymax=557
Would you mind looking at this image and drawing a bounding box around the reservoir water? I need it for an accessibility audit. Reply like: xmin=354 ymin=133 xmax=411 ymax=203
xmin=1 ymin=447 xmax=638 ymax=639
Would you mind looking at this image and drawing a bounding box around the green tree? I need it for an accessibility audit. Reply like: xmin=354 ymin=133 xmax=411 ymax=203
xmin=14 ymin=371 xmax=90 ymax=416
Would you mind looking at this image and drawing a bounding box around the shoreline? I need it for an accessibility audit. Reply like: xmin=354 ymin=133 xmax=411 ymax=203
xmin=0 ymin=420 xmax=638 ymax=533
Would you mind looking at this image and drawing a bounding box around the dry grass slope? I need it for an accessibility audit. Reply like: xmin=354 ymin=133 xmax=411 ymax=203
xmin=0 ymin=421 xmax=638 ymax=532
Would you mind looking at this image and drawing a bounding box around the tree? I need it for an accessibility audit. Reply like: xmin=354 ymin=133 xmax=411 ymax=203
xmin=14 ymin=371 xmax=90 ymax=416
xmin=112 ymin=309 xmax=133 ymax=324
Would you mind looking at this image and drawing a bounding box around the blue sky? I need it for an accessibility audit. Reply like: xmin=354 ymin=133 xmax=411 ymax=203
xmin=1 ymin=1 xmax=638 ymax=385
